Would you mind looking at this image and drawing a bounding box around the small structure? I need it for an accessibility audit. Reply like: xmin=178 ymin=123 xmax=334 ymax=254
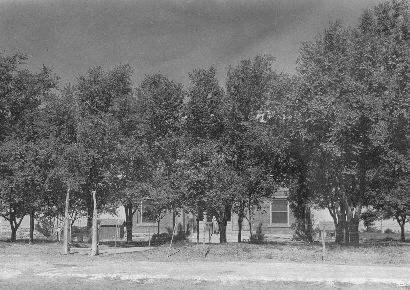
xmin=98 ymin=219 xmax=125 ymax=242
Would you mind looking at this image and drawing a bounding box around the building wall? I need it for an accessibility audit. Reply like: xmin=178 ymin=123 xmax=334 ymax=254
xmin=230 ymin=199 xmax=296 ymax=238
xmin=131 ymin=210 xmax=190 ymax=235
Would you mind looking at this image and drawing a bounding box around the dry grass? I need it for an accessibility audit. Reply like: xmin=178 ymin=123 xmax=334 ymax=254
xmin=2 ymin=234 xmax=410 ymax=266
xmin=131 ymin=241 xmax=410 ymax=265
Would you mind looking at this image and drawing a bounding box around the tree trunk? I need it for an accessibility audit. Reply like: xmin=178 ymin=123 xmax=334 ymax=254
xmin=90 ymin=190 xmax=98 ymax=256
xmin=8 ymin=209 xmax=22 ymax=242
xmin=11 ymin=227 xmax=17 ymax=242
xmin=397 ymin=216 xmax=406 ymax=242
xmin=196 ymin=216 xmax=200 ymax=244
xmin=29 ymin=210 xmax=35 ymax=244
xmin=335 ymin=222 xmax=343 ymax=244
xmin=157 ymin=219 xmax=160 ymax=235
xmin=237 ymin=207 xmax=244 ymax=243
xmin=334 ymin=210 xmax=346 ymax=244
xmin=248 ymin=203 xmax=253 ymax=237
xmin=349 ymin=217 xmax=360 ymax=244
xmin=305 ymin=208 xmax=313 ymax=243
xmin=400 ymin=223 xmax=406 ymax=242
xmin=173 ymin=211 xmax=176 ymax=229
xmin=346 ymin=206 xmax=361 ymax=244
xmin=87 ymin=195 xmax=93 ymax=241
xmin=62 ymin=186 xmax=71 ymax=255
xmin=124 ymin=201 xmax=133 ymax=243
xmin=219 ymin=220 xmax=227 ymax=243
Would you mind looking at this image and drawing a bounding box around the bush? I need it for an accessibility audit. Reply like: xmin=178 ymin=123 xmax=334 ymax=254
xmin=250 ymin=223 xmax=264 ymax=244
xmin=150 ymin=232 xmax=171 ymax=245
xmin=384 ymin=228 xmax=394 ymax=234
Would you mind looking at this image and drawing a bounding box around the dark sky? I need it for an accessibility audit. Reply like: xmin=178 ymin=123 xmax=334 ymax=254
xmin=0 ymin=0 xmax=381 ymax=86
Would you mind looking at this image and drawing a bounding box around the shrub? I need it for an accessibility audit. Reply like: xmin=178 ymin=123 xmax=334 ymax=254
xmin=150 ymin=232 xmax=171 ymax=245
xmin=384 ymin=228 xmax=394 ymax=234
xmin=250 ymin=223 xmax=264 ymax=244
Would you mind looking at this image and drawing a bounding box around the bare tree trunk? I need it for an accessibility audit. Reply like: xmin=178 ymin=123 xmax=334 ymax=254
xmin=90 ymin=190 xmax=98 ymax=256
xmin=29 ymin=210 xmax=35 ymax=244
xmin=62 ymin=186 xmax=71 ymax=255
xmin=157 ymin=219 xmax=160 ymax=235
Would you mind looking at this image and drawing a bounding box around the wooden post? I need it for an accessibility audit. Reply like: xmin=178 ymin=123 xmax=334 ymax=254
xmin=321 ymin=230 xmax=326 ymax=261
xmin=90 ymin=190 xmax=98 ymax=256
xmin=62 ymin=186 xmax=71 ymax=255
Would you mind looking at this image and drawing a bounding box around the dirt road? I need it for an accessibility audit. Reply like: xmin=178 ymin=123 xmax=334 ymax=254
xmin=1 ymin=258 xmax=410 ymax=289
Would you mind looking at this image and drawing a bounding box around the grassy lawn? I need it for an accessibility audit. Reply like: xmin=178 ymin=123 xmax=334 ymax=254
xmin=1 ymin=232 xmax=410 ymax=266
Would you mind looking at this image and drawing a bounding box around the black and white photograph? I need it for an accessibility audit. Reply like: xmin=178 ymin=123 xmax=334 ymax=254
xmin=1 ymin=0 xmax=410 ymax=289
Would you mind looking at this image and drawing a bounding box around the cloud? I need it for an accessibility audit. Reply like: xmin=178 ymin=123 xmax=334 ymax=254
xmin=0 ymin=0 xmax=380 ymax=86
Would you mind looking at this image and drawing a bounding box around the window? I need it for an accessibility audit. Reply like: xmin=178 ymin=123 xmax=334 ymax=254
xmin=270 ymin=199 xmax=288 ymax=224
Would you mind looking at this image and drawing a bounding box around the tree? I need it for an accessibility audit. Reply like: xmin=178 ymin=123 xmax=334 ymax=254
xmin=114 ymin=138 xmax=152 ymax=242
xmin=297 ymin=7 xmax=410 ymax=243
xmin=360 ymin=209 xmax=381 ymax=232
xmin=372 ymin=115 xmax=410 ymax=241
xmin=179 ymin=141 xmax=241 ymax=243
xmin=225 ymin=55 xmax=295 ymax=241
xmin=184 ymin=67 xmax=233 ymax=242
xmin=135 ymin=73 xmax=185 ymax=235
xmin=74 ymin=65 xmax=135 ymax=232
xmin=365 ymin=0 xmax=410 ymax=243
xmin=0 ymin=53 xmax=57 ymax=242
